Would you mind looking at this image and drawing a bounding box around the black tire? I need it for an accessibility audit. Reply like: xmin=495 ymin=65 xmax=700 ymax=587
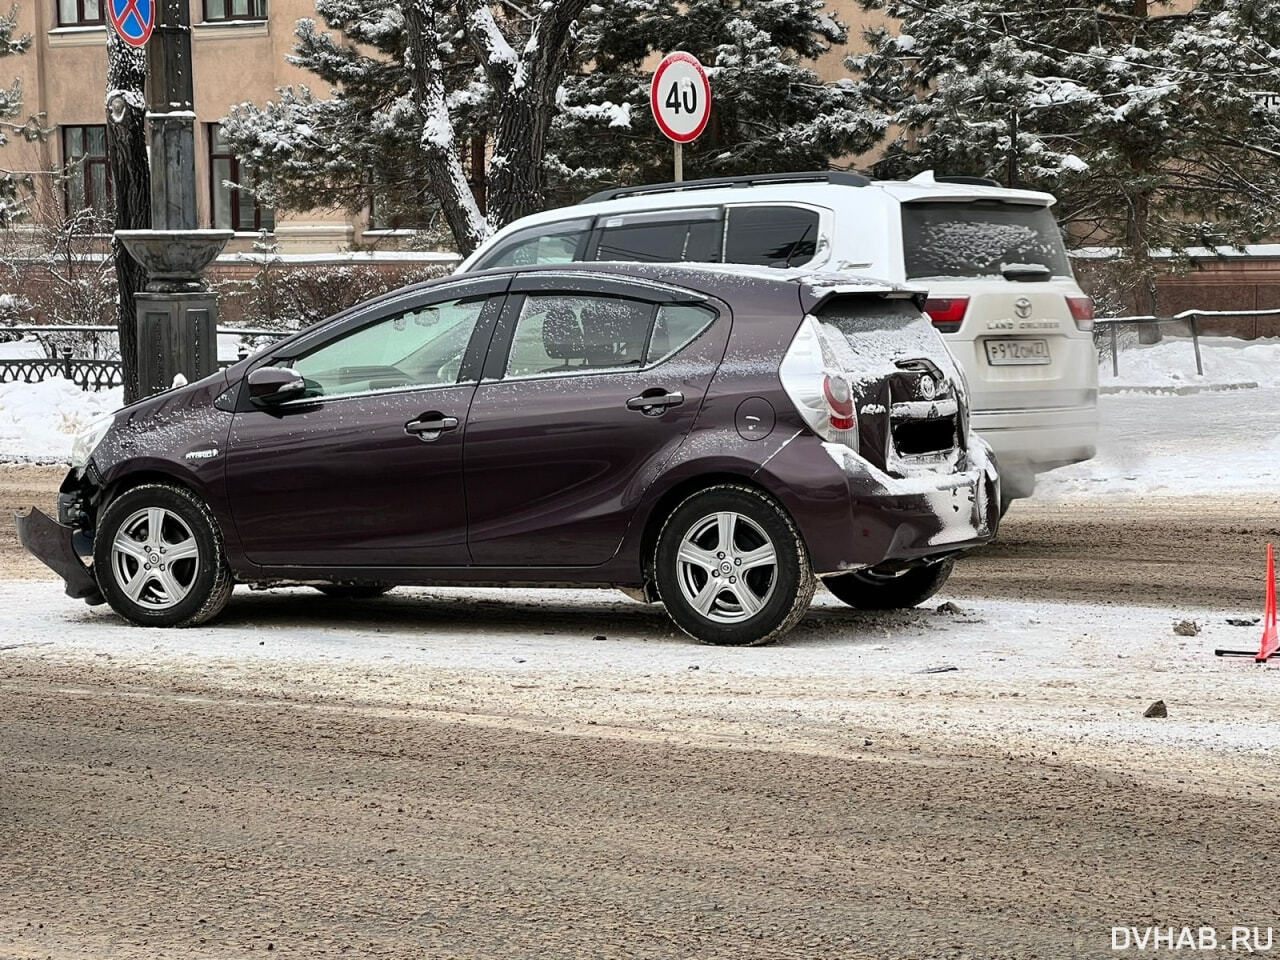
xmin=824 ymin=558 xmax=955 ymax=611
xmin=653 ymin=484 xmax=815 ymax=646
xmin=313 ymin=584 xmax=395 ymax=599
xmin=93 ymin=483 xmax=234 ymax=627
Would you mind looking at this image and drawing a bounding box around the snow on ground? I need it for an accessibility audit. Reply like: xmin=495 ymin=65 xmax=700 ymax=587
xmin=1099 ymin=335 xmax=1280 ymax=391
xmin=0 ymin=378 xmax=122 ymax=462
xmin=1037 ymin=385 xmax=1280 ymax=497
xmin=0 ymin=339 xmax=45 ymax=360
xmin=4 ymin=581 xmax=1277 ymax=792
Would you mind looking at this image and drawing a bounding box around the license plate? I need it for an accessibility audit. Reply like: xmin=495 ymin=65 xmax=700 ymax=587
xmin=984 ymin=338 xmax=1051 ymax=366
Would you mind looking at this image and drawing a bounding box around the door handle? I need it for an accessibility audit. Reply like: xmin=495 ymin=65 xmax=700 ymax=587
xmin=405 ymin=413 xmax=459 ymax=439
xmin=626 ymin=390 xmax=684 ymax=415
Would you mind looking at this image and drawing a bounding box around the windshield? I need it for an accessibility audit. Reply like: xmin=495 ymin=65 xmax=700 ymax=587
xmin=902 ymin=201 xmax=1071 ymax=280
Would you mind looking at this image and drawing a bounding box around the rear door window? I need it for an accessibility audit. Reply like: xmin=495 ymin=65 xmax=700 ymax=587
xmin=506 ymin=294 xmax=657 ymax=378
xmin=593 ymin=208 xmax=722 ymax=263
xmin=902 ymin=201 xmax=1071 ymax=279
xmin=724 ymin=205 xmax=820 ymax=267
xmin=472 ymin=218 xmax=591 ymax=270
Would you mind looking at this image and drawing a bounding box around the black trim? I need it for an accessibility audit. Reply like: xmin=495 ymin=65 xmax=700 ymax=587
xmin=481 ymin=293 xmax=525 ymax=381
xmin=584 ymin=171 xmax=869 ymax=204
xmin=457 ymin=294 xmax=507 ymax=383
xmin=933 ymin=175 xmax=1003 ymax=187
xmin=508 ymin=272 xmax=704 ymax=303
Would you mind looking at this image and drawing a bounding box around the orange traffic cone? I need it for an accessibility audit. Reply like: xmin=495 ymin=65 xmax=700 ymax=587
xmin=1257 ymin=544 xmax=1279 ymax=663
xmin=1217 ymin=543 xmax=1279 ymax=663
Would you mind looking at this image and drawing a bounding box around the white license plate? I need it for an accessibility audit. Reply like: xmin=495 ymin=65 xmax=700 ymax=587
xmin=984 ymin=338 xmax=1051 ymax=366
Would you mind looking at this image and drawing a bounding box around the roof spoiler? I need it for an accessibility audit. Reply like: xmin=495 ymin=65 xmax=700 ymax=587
xmin=584 ymin=170 xmax=870 ymax=204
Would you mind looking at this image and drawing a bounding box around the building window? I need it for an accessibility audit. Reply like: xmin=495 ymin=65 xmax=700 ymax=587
xmin=208 ymin=124 xmax=274 ymax=232
xmin=62 ymin=125 xmax=112 ymax=216
xmin=58 ymin=0 xmax=104 ymax=27
xmin=202 ymin=0 xmax=267 ymax=22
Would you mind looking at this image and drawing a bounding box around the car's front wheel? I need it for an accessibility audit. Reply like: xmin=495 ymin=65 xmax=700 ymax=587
xmin=654 ymin=484 xmax=815 ymax=646
xmin=93 ymin=483 xmax=234 ymax=628
xmin=824 ymin=558 xmax=954 ymax=611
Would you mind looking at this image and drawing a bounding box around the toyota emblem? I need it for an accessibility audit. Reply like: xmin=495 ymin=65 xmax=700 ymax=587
xmin=918 ymin=375 xmax=937 ymax=400
xmin=1014 ymin=297 xmax=1033 ymax=319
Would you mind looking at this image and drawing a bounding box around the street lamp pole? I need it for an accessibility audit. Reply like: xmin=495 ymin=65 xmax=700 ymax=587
xmin=116 ymin=0 xmax=231 ymax=396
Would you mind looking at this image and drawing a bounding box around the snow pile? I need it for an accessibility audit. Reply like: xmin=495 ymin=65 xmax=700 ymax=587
xmin=1103 ymin=337 xmax=1280 ymax=391
xmin=0 ymin=378 xmax=122 ymax=462
xmin=0 ymin=339 xmax=44 ymax=360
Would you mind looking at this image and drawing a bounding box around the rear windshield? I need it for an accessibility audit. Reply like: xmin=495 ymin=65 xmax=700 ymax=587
xmin=901 ymin=201 xmax=1071 ymax=280
xmin=813 ymin=297 xmax=953 ymax=379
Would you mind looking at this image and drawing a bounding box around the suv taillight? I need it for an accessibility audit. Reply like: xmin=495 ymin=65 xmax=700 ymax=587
xmin=779 ymin=316 xmax=859 ymax=453
xmin=1066 ymin=295 xmax=1095 ymax=332
xmin=923 ymin=297 xmax=969 ymax=333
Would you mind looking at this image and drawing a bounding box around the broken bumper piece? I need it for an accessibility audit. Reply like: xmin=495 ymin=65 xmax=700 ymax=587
xmin=13 ymin=507 xmax=103 ymax=604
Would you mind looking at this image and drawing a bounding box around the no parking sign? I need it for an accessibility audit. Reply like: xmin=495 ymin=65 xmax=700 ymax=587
xmin=108 ymin=0 xmax=154 ymax=47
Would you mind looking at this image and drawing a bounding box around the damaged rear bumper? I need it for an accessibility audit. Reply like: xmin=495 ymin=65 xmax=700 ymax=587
xmin=13 ymin=508 xmax=103 ymax=603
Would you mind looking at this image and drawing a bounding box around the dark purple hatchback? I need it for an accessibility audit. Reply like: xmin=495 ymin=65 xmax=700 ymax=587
xmin=16 ymin=262 xmax=999 ymax=645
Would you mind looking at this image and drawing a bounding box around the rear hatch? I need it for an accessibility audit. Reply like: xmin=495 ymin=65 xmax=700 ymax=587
xmin=901 ymin=199 xmax=1095 ymax=413
xmin=782 ymin=291 xmax=969 ymax=478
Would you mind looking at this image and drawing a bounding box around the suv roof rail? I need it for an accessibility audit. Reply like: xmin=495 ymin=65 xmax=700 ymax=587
xmin=583 ymin=170 xmax=870 ymax=204
xmin=932 ymin=175 xmax=1003 ymax=187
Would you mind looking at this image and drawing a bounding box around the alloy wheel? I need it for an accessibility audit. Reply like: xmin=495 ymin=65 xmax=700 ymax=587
xmin=109 ymin=507 xmax=201 ymax=611
xmin=675 ymin=511 xmax=778 ymax=624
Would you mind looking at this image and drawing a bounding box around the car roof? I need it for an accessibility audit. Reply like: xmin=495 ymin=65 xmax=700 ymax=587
xmin=463 ymin=171 xmax=1056 ymax=256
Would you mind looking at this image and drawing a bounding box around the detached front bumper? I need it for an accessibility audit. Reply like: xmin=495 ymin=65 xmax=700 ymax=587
xmin=13 ymin=508 xmax=103 ymax=603
xmin=756 ymin=436 xmax=1000 ymax=576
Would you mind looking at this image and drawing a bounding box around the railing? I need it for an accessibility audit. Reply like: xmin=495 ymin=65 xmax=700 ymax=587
xmin=1095 ymin=308 xmax=1280 ymax=378
xmin=0 ymin=324 xmax=288 ymax=391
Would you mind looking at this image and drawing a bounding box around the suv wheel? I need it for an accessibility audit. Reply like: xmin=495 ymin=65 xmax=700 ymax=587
xmin=824 ymin=558 xmax=954 ymax=611
xmin=654 ymin=484 xmax=815 ymax=646
xmin=93 ymin=483 xmax=234 ymax=628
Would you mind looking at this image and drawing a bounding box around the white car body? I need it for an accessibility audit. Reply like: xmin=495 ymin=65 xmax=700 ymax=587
xmin=457 ymin=171 xmax=1098 ymax=501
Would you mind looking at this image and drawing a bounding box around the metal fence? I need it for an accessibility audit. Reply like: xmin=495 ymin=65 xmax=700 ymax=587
xmin=0 ymin=324 xmax=286 ymax=391
xmin=1096 ymin=308 xmax=1280 ymax=378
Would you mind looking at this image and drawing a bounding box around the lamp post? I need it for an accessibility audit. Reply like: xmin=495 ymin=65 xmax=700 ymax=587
xmin=115 ymin=0 xmax=232 ymax=396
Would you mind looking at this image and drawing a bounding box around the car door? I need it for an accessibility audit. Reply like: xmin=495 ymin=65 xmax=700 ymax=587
xmin=225 ymin=277 xmax=508 ymax=569
xmin=463 ymin=273 xmax=729 ymax=567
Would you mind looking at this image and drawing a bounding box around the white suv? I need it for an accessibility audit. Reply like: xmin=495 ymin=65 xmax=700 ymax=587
xmin=457 ymin=170 xmax=1097 ymax=506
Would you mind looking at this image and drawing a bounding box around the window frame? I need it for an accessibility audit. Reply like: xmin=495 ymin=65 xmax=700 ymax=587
xmin=57 ymin=0 xmax=104 ymax=27
xmin=208 ymin=122 xmax=274 ymax=233
xmin=201 ymin=0 xmax=267 ymax=22
xmin=61 ymin=124 xmax=111 ymax=217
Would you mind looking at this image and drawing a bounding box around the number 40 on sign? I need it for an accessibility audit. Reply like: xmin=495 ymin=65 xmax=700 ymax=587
xmin=649 ymin=51 xmax=711 ymax=182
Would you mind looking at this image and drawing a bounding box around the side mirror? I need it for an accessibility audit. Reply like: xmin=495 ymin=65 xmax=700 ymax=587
xmin=247 ymin=366 xmax=306 ymax=406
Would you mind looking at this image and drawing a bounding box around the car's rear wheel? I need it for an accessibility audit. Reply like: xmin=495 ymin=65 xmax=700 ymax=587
xmin=93 ymin=483 xmax=234 ymax=628
xmin=654 ymin=484 xmax=814 ymax=646
xmin=313 ymin=584 xmax=395 ymax=599
xmin=824 ymin=558 xmax=954 ymax=611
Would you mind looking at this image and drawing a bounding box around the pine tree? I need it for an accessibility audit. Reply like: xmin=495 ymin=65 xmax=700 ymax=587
xmin=548 ymin=0 xmax=884 ymax=198
xmin=849 ymin=0 xmax=1280 ymax=314
xmin=223 ymin=0 xmax=591 ymax=256
xmin=0 ymin=5 xmax=45 ymax=226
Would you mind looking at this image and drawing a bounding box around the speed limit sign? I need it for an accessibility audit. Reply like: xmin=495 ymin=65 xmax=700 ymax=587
xmin=650 ymin=51 xmax=710 ymax=180
xmin=650 ymin=51 xmax=711 ymax=143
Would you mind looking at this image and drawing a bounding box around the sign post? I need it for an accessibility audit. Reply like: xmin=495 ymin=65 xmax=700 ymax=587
xmin=650 ymin=51 xmax=710 ymax=183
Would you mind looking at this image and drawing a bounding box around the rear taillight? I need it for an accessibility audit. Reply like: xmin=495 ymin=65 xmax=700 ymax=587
xmin=823 ymin=374 xmax=854 ymax=430
xmin=923 ymin=297 xmax=969 ymax=333
xmin=778 ymin=316 xmax=859 ymax=453
xmin=1066 ymin=295 xmax=1095 ymax=332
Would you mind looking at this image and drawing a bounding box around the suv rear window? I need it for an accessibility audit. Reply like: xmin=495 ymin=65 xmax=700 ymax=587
xmin=902 ymin=201 xmax=1071 ymax=279
xmin=594 ymin=209 xmax=722 ymax=263
xmin=724 ymin=205 xmax=819 ymax=267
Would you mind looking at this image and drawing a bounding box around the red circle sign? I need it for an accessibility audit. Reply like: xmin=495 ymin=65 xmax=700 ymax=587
xmin=108 ymin=0 xmax=154 ymax=47
xmin=650 ymin=51 xmax=711 ymax=144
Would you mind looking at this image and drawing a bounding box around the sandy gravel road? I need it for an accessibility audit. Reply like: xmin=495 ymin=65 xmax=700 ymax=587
xmin=3 ymin=658 xmax=1278 ymax=960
